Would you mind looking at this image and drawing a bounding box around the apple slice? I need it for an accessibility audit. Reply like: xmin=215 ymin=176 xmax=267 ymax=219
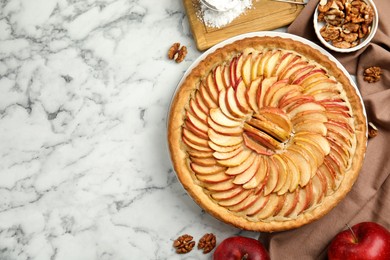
xmin=257 ymin=76 xmax=278 ymax=108
xmin=184 ymin=119 xmax=208 ymax=139
xmin=211 ymin=186 xmax=243 ymax=200
xmin=186 ymin=111 xmax=209 ymax=134
xmin=326 ymin=128 xmax=352 ymax=149
xmin=233 ymin=155 xmax=262 ymax=185
xmin=206 ymin=72 xmax=219 ymax=103
xmin=262 ymin=79 xmax=289 ymax=107
xmin=282 ymin=154 xmax=301 ymax=192
xmin=222 ymin=65 xmax=231 ymax=88
xmin=243 ymin=133 xmax=274 ymax=155
xmin=182 ymin=127 xmax=209 ymax=147
xmin=291 ymin=110 xmax=328 ymax=125
xmin=325 ymin=121 xmax=353 ymax=141
xmin=311 ymin=176 xmax=324 ymax=205
xmin=293 ymin=120 xmax=327 ymax=136
xmin=258 ymin=107 xmax=293 ymax=134
xmin=327 ymin=137 xmax=350 ymax=166
xmin=241 ymin=53 xmax=253 ymax=86
xmin=244 ymin=194 xmax=270 ymax=217
xmin=226 ymin=86 xmax=248 ymax=118
xmin=225 ymin=152 xmax=257 ymax=176
xmin=209 ymin=108 xmax=241 ymax=127
xmin=183 ymin=136 xmax=212 ymax=152
xmin=202 ymin=177 xmax=237 ymax=191
xmin=287 ymin=101 xmax=325 ymax=118
xmin=243 ymin=123 xmax=284 ymax=151
xmin=227 ymin=192 xmax=260 ymax=212
xmin=278 ymin=92 xmax=313 ymax=110
xmin=208 ymin=128 xmax=243 ymax=147
xmin=242 ymin=156 xmax=269 ymax=188
xmin=219 ymin=88 xmax=239 ymax=120
xmin=247 ymin=117 xmax=290 ymax=142
xmin=292 ymin=68 xmax=327 ymax=85
xmin=268 ymin=84 xmax=302 ymax=107
xmin=187 ymin=148 xmax=214 ymax=159
xmin=190 ymin=99 xmax=208 ymax=124
xmin=288 ymin=145 xmax=316 ymax=184
xmin=251 ymin=53 xmax=262 ymax=80
xmin=254 ymin=193 xmax=280 ymax=220
xmin=229 ymin=57 xmax=238 ymax=88
xmin=272 ymin=154 xmax=288 ymax=194
xmin=246 ymin=77 xmax=262 ymax=113
xmin=294 ymin=132 xmax=331 ymax=156
xmin=264 ymin=50 xmax=281 ymax=78
xmin=236 ymin=80 xmax=251 ymax=113
xmin=294 ymin=138 xmax=325 ymax=170
xmin=191 ymin=156 xmax=217 ymax=166
xmin=196 ymin=171 xmax=231 ymax=183
xmin=257 ymin=50 xmax=272 ymax=77
xmin=288 ymin=64 xmax=316 ymax=84
xmin=273 ymin=52 xmax=301 ymax=77
xmin=276 ymin=158 xmax=292 ymax=195
xmin=199 ymin=81 xmax=218 ymax=109
xmin=277 ymin=189 xmax=299 ymax=217
xmin=213 ymin=146 xmax=243 ymax=160
xmin=279 ymin=61 xmax=309 ymax=80
xmin=264 ymin=157 xmax=279 ymax=196
xmin=217 ymin=148 xmax=252 ymax=167
xmin=208 ymin=141 xmax=242 ymax=153
xmin=303 ymin=79 xmax=338 ymax=94
xmin=218 ymin=189 xmax=252 ymax=207
xmin=319 ymin=163 xmax=336 ymax=194
xmin=195 ymin=90 xmax=209 ymax=114
xmin=235 ymin=54 xmax=244 ymax=87
xmin=213 ymin=65 xmax=226 ymax=91
xmin=208 ymin=117 xmax=242 ymax=136
xmin=191 ymin=163 xmax=226 ymax=175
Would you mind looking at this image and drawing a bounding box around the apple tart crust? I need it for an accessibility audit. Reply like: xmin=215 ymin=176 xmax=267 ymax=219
xmin=168 ymin=36 xmax=367 ymax=232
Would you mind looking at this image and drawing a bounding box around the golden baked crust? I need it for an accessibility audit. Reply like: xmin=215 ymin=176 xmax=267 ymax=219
xmin=168 ymin=36 xmax=367 ymax=232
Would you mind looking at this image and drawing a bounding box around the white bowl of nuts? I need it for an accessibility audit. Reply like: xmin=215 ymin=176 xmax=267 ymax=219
xmin=313 ymin=0 xmax=378 ymax=53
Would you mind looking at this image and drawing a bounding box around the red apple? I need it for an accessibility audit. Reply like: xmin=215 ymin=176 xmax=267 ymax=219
xmin=328 ymin=222 xmax=390 ymax=260
xmin=213 ymin=236 xmax=270 ymax=260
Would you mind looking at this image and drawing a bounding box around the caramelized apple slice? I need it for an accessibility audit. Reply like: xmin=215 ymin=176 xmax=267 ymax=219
xmin=197 ymin=171 xmax=231 ymax=183
xmin=191 ymin=163 xmax=226 ymax=175
xmin=218 ymin=189 xmax=252 ymax=207
xmin=208 ymin=128 xmax=243 ymax=147
xmin=217 ymin=148 xmax=252 ymax=167
xmin=254 ymin=193 xmax=280 ymax=220
xmin=225 ymin=153 xmax=257 ymax=176
xmin=264 ymin=157 xmax=279 ymax=196
xmin=234 ymin=155 xmax=261 ymax=185
xmin=208 ymin=117 xmax=242 ymax=136
xmin=243 ymin=133 xmax=274 ymax=156
xmin=241 ymin=156 xmax=269 ymax=188
xmin=209 ymin=108 xmax=241 ymax=128
xmin=241 ymin=53 xmax=253 ymax=86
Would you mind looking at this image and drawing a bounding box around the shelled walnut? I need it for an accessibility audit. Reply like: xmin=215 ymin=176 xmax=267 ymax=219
xmin=317 ymin=0 xmax=374 ymax=49
xmin=198 ymin=233 xmax=216 ymax=254
xmin=168 ymin=43 xmax=188 ymax=63
xmin=173 ymin=234 xmax=195 ymax=254
xmin=363 ymin=66 xmax=381 ymax=83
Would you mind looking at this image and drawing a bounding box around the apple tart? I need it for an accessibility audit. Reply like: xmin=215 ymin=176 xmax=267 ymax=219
xmin=168 ymin=36 xmax=367 ymax=232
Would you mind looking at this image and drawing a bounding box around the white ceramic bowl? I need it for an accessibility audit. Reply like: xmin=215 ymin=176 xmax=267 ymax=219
xmin=313 ymin=0 xmax=378 ymax=53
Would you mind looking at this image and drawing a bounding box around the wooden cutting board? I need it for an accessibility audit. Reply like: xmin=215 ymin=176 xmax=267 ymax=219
xmin=183 ymin=0 xmax=304 ymax=51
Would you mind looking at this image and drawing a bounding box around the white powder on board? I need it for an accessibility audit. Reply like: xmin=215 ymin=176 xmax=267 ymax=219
xmin=197 ymin=0 xmax=253 ymax=29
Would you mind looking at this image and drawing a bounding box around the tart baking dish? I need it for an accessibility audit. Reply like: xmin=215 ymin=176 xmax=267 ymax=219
xmin=167 ymin=33 xmax=367 ymax=232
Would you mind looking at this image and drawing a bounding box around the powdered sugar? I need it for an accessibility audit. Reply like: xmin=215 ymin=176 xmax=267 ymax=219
xmin=197 ymin=0 xmax=253 ymax=29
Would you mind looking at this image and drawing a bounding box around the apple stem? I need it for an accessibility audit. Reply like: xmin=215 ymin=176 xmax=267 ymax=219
xmin=241 ymin=253 xmax=249 ymax=260
xmin=346 ymin=223 xmax=358 ymax=243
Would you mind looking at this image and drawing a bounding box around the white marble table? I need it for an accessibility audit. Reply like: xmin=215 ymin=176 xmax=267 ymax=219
xmin=0 ymin=0 xmax=263 ymax=259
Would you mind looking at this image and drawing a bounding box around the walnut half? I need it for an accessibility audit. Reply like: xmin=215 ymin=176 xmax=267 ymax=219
xmin=363 ymin=66 xmax=381 ymax=83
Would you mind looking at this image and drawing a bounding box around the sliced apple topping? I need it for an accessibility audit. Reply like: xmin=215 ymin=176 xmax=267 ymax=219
xmin=202 ymin=177 xmax=237 ymax=191
xmin=218 ymin=189 xmax=252 ymax=207
xmin=228 ymin=192 xmax=260 ymax=212
xmin=236 ymin=80 xmax=251 ymax=113
xmin=263 ymin=157 xmax=279 ymax=196
xmin=243 ymin=133 xmax=274 ymax=155
xmin=293 ymin=68 xmax=327 ymax=85
xmin=246 ymin=77 xmax=262 ymax=113
xmin=226 ymin=153 xmax=257 ymax=176
xmin=213 ymin=65 xmax=226 ymax=91
xmin=262 ymin=79 xmax=289 ymax=107
xmin=254 ymin=193 xmax=280 ymax=220
xmin=197 ymin=171 xmax=231 ymax=183
xmin=268 ymin=84 xmax=302 ymax=108
xmin=209 ymin=141 xmax=242 ymax=153
xmin=264 ymin=50 xmax=281 ymax=78
xmin=272 ymin=154 xmax=288 ymax=194
xmin=191 ymin=163 xmax=226 ymax=175
xmin=199 ymin=81 xmax=218 ymax=109
xmin=213 ymin=146 xmax=243 ymax=160
xmin=293 ymin=120 xmax=327 ymax=136
xmin=183 ymin=127 xmax=209 ymax=147
xmin=210 ymin=186 xmax=243 ymax=201
xmin=217 ymin=148 xmax=252 ymax=167
xmin=287 ymin=101 xmax=326 ymax=118
xmin=251 ymin=53 xmax=262 ymax=81
xmin=191 ymin=156 xmax=217 ymax=166
xmin=257 ymin=76 xmax=278 ymax=108
xmin=233 ymin=155 xmax=262 ymax=185
xmin=243 ymin=123 xmax=284 ymax=151
xmin=219 ymin=88 xmax=239 ymax=120
xmin=257 ymin=50 xmax=272 ymax=77
xmin=241 ymin=53 xmax=253 ymax=86
xmin=226 ymin=86 xmax=248 ymax=118
xmin=209 ymin=108 xmax=241 ymax=128
xmin=206 ymin=72 xmax=219 ymax=103
xmin=244 ymin=194 xmax=270 ymax=217
xmin=208 ymin=117 xmax=242 ymax=136
xmin=241 ymin=156 xmax=269 ymax=189
xmin=247 ymin=116 xmax=290 ymax=142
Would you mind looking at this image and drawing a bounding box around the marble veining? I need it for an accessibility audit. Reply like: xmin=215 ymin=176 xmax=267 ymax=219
xmin=0 ymin=0 xmax=258 ymax=259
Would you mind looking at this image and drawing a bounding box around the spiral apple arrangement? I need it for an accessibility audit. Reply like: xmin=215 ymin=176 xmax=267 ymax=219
xmin=182 ymin=48 xmax=357 ymax=222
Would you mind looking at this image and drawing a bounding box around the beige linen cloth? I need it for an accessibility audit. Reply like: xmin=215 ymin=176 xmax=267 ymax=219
xmin=261 ymin=0 xmax=390 ymax=259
